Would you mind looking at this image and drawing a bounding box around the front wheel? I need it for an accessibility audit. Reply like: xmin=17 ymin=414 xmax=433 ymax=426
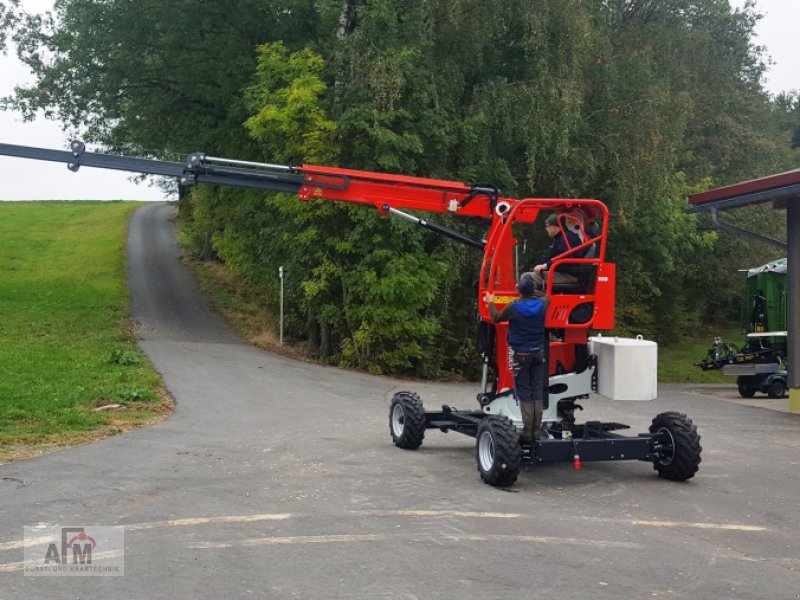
xmin=768 ymin=379 xmax=786 ymax=399
xmin=389 ymin=392 xmax=426 ymax=449
xmin=650 ymin=412 xmax=702 ymax=481
xmin=475 ymin=416 xmax=522 ymax=487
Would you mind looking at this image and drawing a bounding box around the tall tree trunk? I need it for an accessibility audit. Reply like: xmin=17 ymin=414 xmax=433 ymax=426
xmin=307 ymin=312 xmax=320 ymax=357
xmin=332 ymin=0 xmax=359 ymax=116
xmin=320 ymin=320 xmax=330 ymax=358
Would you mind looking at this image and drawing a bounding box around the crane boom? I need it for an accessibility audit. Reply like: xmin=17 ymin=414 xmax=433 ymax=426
xmin=0 ymin=138 xmax=615 ymax=398
xmin=1 ymin=141 xmax=504 ymax=218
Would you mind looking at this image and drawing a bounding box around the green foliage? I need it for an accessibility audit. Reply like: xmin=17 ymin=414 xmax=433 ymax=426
xmin=107 ymin=349 xmax=142 ymax=366
xmin=0 ymin=0 xmax=20 ymax=50
xmin=244 ymin=42 xmax=338 ymax=164
xmin=4 ymin=0 xmax=311 ymax=156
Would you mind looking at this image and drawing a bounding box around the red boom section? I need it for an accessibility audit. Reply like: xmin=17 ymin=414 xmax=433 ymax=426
xmin=297 ymin=164 xmax=511 ymax=219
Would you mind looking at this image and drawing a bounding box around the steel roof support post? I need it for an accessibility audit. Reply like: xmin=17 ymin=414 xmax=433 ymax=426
xmin=788 ymin=201 xmax=800 ymax=413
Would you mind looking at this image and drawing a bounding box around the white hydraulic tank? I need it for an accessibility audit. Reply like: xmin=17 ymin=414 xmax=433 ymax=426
xmin=588 ymin=335 xmax=658 ymax=400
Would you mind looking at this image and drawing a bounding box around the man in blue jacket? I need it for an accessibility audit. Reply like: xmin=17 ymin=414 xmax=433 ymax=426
xmin=484 ymin=272 xmax=551 ymax=443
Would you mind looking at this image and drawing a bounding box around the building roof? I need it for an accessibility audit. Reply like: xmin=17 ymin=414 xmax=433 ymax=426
xmin=687 ymin=167 xmax=800 ymax=213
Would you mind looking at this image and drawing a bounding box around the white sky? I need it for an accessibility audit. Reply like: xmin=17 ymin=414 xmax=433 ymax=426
xmin=0 ymin=0 xmax=798 ymax=200
xmin=0 ymin=0 xmax=169 ymax=200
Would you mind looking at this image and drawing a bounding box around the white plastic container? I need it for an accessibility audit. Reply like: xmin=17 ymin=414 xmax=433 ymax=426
xmin=588 ymin=335 xmax=658 ymax=400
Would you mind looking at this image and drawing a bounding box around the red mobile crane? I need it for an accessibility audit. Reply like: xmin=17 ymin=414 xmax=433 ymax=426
xmin=0 ymin=140 xmax=701 ymax=486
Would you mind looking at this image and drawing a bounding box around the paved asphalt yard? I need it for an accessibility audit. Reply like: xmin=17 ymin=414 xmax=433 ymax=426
xmin=1 ymin=203 xmax=799 ymax=599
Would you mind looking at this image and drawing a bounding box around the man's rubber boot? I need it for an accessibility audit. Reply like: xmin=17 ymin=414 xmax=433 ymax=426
xmin=519 ymin=401 xmax=535 ymax=444
xmin=532 ymin=401 xmax=545 ymax=440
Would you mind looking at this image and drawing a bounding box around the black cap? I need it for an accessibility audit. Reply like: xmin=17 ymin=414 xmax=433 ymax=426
xmin=518 ymin=273 xmax=536 ymax=296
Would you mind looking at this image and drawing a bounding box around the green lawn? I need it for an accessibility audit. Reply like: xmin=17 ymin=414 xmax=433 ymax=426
xmin=658 ymin=328 xmax=745 ymax=383
xmin=0 ymin=201 xmax=169 ymax=461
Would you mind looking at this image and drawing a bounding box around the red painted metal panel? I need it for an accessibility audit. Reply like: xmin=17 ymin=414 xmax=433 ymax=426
xmin=592 ymin=263 xmax=616 ymax=330
xmin=688 ymin=169 xmax=800 ymax=205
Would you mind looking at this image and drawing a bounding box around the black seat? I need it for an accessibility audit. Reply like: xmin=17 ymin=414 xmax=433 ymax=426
xmin=550 ymin=243 xmax=597 ymax=295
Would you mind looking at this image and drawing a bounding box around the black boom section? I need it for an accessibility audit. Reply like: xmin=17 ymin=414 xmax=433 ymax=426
xmin=0 ymin=142 xmax=187 ymax=178
xmin=0 ymin=141 xmax=306 ymax=195
xmin=182 ymin=165 xmax=304 ymax=193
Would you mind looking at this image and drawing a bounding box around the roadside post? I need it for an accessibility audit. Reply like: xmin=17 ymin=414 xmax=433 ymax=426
xmin=279 ymin=265 xmax=284 ymax=345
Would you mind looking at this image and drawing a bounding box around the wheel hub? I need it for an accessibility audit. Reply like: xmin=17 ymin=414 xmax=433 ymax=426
xmin=391 ymin=404 xmax=405 ymax=437
xmin=654 ymin=427 xmax=676 ymax=466
xmin=478 ymin=430 xmax=495 ymax=471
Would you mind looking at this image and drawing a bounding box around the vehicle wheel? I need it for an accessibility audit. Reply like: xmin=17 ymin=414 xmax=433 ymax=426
xmin=768 ymin=380 xmax=786 ymax=399
xmin=736 ymin=377 xmax=756 ymax=398
xmin=389 ymin=392 xmax=426 ymax=449
xmin=650 ymin=412 xmax=702 ymax=481
xmin=737 ymin=382 xmax=757 ymax=398
xmin=475 ymin=416 xmax=522 ymax=487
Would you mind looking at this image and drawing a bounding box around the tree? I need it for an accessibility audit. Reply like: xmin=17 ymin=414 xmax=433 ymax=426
xmin=0 ymin=0 xmax=20 ymax=51
xmin=5 ymin=0 xmax=316 ymax=156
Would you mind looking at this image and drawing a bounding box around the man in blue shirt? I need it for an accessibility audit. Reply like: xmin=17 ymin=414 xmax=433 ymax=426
xmin=484 ymin=273 xmax=551 ymax=443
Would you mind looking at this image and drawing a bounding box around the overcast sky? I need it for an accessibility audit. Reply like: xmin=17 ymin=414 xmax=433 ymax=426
xmin=0 ymin=0 xmax=798 ymax=201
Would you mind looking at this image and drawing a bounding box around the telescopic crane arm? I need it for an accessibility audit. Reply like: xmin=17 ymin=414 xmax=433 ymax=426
xmin=0 ymin=138 xmax=614 ymax=319
xmin=1 ymin=140 xmax=508 ymax=248
xmin=0 ymin=138 xmax=615 ymax=398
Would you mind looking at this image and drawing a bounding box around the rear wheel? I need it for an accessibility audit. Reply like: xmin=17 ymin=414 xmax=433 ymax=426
xmin=389 ymin=392 xmax=426 ymax=449
xmin=475 ymin=416 xmax=522 ymax=487
xmin=650 ymin=412 xmax=702 ymax=481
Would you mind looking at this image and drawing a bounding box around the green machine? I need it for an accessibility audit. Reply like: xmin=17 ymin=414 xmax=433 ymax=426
xmin=696 ymin=258 xmax=788 ymax=398
xmin=745 ymin=258 xmax=788 ymax=353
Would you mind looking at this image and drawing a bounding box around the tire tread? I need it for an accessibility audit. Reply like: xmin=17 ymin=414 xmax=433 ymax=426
xmin=650 ymin=411 xmax=702 ymax=481
xmin=390 ymin=392 xmax=426 ymax=450
xmin=475 ymin=416 xmax=522 ymax=487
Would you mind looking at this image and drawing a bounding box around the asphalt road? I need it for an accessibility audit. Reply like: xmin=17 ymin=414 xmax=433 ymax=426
xmin=1 ymin=202 xmax=799 ymax=599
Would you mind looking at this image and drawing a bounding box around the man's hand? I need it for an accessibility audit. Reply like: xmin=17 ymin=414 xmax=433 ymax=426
xmin=533 ymin=263 xmax=546 ymax=273
xmin=484 ymin=292 xmax=495 ymax=304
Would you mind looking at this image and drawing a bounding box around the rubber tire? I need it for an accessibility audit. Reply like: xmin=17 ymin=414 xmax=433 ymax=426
xmin=737 ymin=382 xmax=757 ymax=398
xmin=389 ymin=392 xmax=426 ymax=450
xmin=649 ymin=412 xmax=702 ymax=481
xmin=768 ymin=380 xmax=786 ymax=399
xmin=475 ymin=416 xmax=522 ymax=487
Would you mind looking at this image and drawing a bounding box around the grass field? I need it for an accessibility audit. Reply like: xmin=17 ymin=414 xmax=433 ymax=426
xmin=658 ymin=329 xmax=745 ymax=383
xmin=0 ymin=201 xmax=170 ymax=462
